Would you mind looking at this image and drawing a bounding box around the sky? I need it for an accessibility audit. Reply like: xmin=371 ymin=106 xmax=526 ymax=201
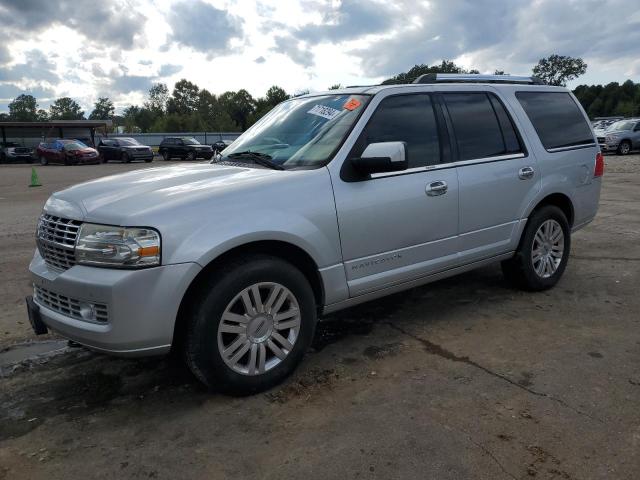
xmin=0 ymin=0 xmax=639 ymax=115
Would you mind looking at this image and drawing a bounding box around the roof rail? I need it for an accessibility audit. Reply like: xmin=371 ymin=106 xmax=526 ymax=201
xmin=412 ymin=73 xmax=545 ymax=85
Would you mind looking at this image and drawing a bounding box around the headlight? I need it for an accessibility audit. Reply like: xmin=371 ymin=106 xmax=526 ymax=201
xmin=75 ymin=223 xmax=161 ymax=268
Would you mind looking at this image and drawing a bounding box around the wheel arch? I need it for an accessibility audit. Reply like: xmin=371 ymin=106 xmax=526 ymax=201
xmin=171 ymin=240 xmax=324 ymax=351
xmin=527 ymin=192 xmax=574 ymax=227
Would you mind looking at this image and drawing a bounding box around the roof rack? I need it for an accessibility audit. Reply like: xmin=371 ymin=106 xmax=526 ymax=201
xmin=412 ymin=73 xmax=545 ymax=85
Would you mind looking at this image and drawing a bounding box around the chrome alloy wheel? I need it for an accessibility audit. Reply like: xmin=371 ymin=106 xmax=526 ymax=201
xmin=531 ymin=219 xmax=564 ymax=278
xmin=217 ymin=282 xmax=301 ymax=376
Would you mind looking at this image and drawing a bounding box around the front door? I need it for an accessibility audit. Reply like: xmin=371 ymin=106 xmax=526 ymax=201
xmin=330 ymin=93 xmax=459 ymax=297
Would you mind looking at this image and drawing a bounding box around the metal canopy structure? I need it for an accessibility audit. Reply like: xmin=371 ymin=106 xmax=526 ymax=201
xmin=0 ymin=120 xmax=112 ymax=147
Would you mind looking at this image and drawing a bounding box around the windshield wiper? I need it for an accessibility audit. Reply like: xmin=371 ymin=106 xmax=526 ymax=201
xmin=226 ymin=151 xmax=284 ymax=170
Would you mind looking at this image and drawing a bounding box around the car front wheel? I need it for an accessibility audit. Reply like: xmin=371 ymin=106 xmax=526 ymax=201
xmin=185 ymin=255 xmax=316 ymax=395
xmin=617 ymin=140 xmax=631 ymax=155
xmin=186 ymin=151 xmax=196 ymax=161
xmin=162 ymin=150 xmax=169 ymax=161
xmin=39 ymin=156 xmax=48 ymax=166
xmin=501 ymin=205 xmax=570 ymax=291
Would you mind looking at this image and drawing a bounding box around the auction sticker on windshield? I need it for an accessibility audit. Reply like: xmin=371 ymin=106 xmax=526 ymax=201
xmin=307 ymin=104 xmax=341 ymax=120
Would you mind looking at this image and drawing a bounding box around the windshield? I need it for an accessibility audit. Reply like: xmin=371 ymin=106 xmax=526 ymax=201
xmin=610 ymin=121 xmax=634 ymax=131
xmin=221 ymin=94 xmax=369 ymax=169
xmin=182 ymin=137 xmax=200 ymax=145
xmin=62 ymin=141 xmax=87 ymax=150
xmin=118 ymin=138 xmax=141 ymax=146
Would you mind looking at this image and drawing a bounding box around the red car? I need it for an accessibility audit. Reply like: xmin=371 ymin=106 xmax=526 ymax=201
xmin=36 ymin=139 xmax=100 ymax=165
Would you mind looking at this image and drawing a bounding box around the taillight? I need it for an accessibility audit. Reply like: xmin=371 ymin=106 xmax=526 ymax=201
xmin=594 ymin=151 xmax=604 ymax=177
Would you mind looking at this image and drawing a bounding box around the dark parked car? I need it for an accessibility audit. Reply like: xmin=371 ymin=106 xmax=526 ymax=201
xmin=158 ymin=137 xmax=213 ymax=161
xmin=98 ymin=137 xmax=154 ymax=163
xmin=0 ymin=142 xmax=33 ymax=163
xmin=212 ymin=139 xmax=234 ymax=153
xmin=36 ymin=139 xmax=100 ymax=165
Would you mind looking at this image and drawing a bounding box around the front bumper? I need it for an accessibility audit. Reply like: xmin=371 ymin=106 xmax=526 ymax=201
xmin=29 ymin=251 xmax=201 ymax=357
xmin=600 ymin=142 xmax=618 ymax=152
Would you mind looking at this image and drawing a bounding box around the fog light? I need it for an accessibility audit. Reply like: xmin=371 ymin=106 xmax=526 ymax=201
xmin=78 ymin=302 xmax=97 ymax=322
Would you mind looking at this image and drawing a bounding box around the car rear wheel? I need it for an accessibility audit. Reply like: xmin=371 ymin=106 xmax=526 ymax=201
xmin=501 ymin=205 xmax=570 ymax=291
xmin=39 ymin=156 xmax=48 ymax=166
xmin=162 ymin=151 xmax=169 ymax=161
xmin=617 ymin=140 xmax=631 ymax=155
xmin=184 ymin=255 xmax=316 ymax=395
xmin=186 ymin=151 xmax=196 ymax=161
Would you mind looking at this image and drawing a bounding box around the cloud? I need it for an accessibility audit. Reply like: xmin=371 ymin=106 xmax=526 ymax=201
xmin=165 ymin=0 xmax=243 ymax=56
xmin=254 ymin=56 xmax=266 ymax=64
xmin=0 ymin=0 xmax=147 ymax=51
xmin=158 ymin=64 xmax=183 ymax=77
xmin=294 ymin=0 xmax=397 ymax=44
xmin=0 ymin=50 xmax=60 ymax=84
xmin=351 ymin=0 xmax=640 ymax=79
xmin=109 ymin=75 xmax=154 ymax=94
xmin=0 ymin=83 xmax=55 ymax=102
xmin=271 ymin=36 xmax=314 ymax=68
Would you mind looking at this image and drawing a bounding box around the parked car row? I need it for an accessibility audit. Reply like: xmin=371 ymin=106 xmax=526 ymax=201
xmin=1 ymin=136 xmax=235 ymax=165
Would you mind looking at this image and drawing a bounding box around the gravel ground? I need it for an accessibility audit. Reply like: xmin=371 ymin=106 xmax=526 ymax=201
xmin=1 ymin=155 xmax=639 ymax=479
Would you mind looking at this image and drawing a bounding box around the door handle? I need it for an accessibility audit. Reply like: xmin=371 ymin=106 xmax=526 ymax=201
xmin=426 ymin=180 xmax=448 ymax=196
xmin=518 ymin=166 xmax=535 ymax=180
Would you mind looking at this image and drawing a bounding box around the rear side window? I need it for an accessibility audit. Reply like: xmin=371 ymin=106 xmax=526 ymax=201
xmin=516 ymin=92 xmax=593 ymax=150
xmin=351 ymin=94 xmax=440 ymax=168
xmin=443 ymin=92 xmax=522 ymax=161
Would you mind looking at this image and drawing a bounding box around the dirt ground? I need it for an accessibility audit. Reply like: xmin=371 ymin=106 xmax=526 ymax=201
xmin=1 ymin=156 xmax=639 ymax=479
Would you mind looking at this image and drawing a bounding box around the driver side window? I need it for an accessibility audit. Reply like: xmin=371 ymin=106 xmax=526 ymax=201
xmin=350 ymin=94 xmax=441 ymax=168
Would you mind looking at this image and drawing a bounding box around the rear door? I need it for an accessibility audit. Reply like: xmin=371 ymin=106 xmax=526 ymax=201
xmin=439 ymin=90 xmax=539 ymax=263
xmin=331 ymin=92 xmax=460 ymax=297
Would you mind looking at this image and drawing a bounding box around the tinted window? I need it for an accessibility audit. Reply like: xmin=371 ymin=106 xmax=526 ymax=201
xmin=101 ymin=139 xmax=116 ymax=146
xmin=516 ymin=92 xmax=593 ymax=149
xmin=352 ymin=94 xmax=440 ymax=168
xmin=443 ymin=93 xmax=515 ymax=161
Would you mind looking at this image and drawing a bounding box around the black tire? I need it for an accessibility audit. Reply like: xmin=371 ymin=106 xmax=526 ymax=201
xmin=501 ymin=205 xmax=571 ymax=291
xmin=617 ymin=140 xmax=631 ymax=156
xmin=162 ymin=150 xmax=170 ymax=161
xmin=0 ymin=153 xmax=6 ymax=164
xmin=184 ymin=255 xmax=317 ymax=395
xmin=186 ymin=151 xmax=196 ymax=161
xmin=122 ymin=152 xmax=131 ymax=163
xmin=39 ymin=156 xmax=48 ymax=166
xmin=100 ymin=153 xmax=107 ymax=163
xmin=144 ymin=157 xmax=153 ymax=163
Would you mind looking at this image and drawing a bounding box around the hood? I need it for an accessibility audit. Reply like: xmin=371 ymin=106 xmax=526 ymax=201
xmin=67 ymin=147 xmax=96 ymax=154
xmin=46 ymin=163 xmax=285 ymax=225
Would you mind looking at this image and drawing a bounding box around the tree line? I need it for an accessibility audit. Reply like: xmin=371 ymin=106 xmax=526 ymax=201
xmin=1 ymin=55 xmax=638 ymax=131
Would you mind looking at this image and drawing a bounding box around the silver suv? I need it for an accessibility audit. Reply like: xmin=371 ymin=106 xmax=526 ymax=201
xmin=598 ymin=119 xmax=640 ymax=155
xmin=27 ymin=74 xmax=603 ymax=394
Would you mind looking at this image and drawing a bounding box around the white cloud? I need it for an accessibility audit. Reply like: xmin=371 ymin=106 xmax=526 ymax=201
xmin=0 ymin=0 xmax=638 ymax=114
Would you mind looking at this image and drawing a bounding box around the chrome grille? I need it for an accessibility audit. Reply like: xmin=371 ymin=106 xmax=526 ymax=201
xmin=34 ymin=285 xmax=109 ymax=324
xmin=36 ymin=214 xmax=82 ymax=271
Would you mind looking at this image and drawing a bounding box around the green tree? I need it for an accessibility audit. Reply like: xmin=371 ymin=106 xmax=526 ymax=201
xmin=220 ymin=89 xmax=256 ymax=131
xmin=382 ymin=60 xmax=467 ymax=84
xmin=328 ymin=84 xmax=342 ymax=90
xmin=88 ymin=97 xmax=114 ymax=120
xmin=167 ymin=79 xmax=200 ymax=115
xmin=122 ymin=105 xmax=141 ymax=133
xmin=49 ymin=97 xmax=85 ymax=120
xmin=532 ymin=54 xmax=587 ymax=86
xmin=145 ymin=83 xmax=169 ymax=115
xmin=8 ymin=94 xmax=38 ymax=121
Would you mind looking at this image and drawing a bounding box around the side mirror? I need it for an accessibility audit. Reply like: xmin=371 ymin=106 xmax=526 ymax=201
xmin=351 ymin=141 xmax=408 ymax=175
